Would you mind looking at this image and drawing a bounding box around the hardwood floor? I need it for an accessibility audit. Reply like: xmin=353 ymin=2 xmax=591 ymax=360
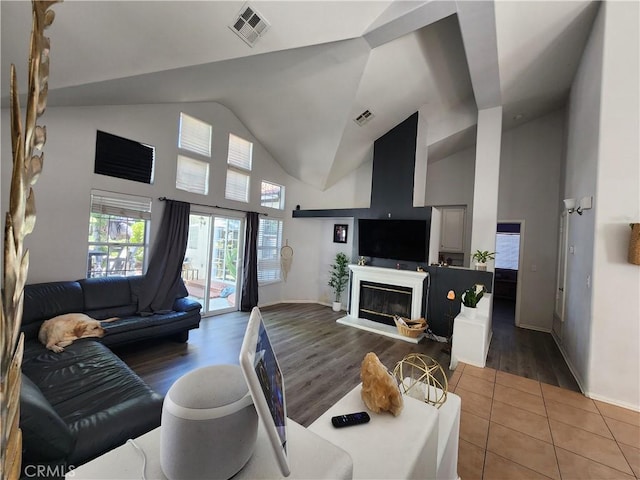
xmin=114 ymin=302 xmax=579 ymax=428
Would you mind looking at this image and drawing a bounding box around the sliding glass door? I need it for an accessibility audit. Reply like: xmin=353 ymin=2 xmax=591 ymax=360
xmin=183 ymin=213 xmax=243 ymax=315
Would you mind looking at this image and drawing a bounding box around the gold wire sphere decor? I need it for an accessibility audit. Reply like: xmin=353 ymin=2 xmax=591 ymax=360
xmin=392 ymin=353 xmax=449 ymax=408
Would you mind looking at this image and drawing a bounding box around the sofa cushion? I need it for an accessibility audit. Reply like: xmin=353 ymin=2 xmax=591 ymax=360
xmin=21 ymin=339 xmax=163 ymax=465
xmin=101 ymin=311 xmax=191 ymax=336
xmin=22 ymin=281 xmax=84 ymax=340
xmin=79 ymin=276 xmax=133 ymax=311
xmin=20 ymin=374 xmax=76 ymax=461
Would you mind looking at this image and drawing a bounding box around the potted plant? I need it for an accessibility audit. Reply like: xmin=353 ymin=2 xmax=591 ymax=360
xmin=460 ymin=284 xmax=485 ymax=318
xmin=471 ymin=250 xmax=496 ymax=271
xmin=328 ymin=252 xmax=350 ymax=311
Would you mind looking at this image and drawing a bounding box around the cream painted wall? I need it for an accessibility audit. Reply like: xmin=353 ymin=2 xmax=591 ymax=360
xmin=498 ymin=109 xmax=565 ymax=331
xmin=587 ymin=1 xmax=639 ymax=410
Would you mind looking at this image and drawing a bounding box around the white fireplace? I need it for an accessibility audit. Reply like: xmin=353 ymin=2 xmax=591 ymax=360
xmin=337 ymin=265 xmax=428 ymax=343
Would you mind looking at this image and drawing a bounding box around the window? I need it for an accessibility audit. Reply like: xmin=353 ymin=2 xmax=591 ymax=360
xmin=176 ymin=155 xmax=209 ymax=195
xmin=495 ymin=233 xmax=520 ymax=270
xmin=178 ymin=113 xmax=212 ymax=157
xmin=95 ymin=130 xmax=155 ymax=184
xmin=176 ymin=113 xmax=211 ymax=195
xmin=257 ymin=218 xmax=283 ymax=283
xmin=261 ymin=181 xmax=285 ymax=209
xmin=225 ymin=134 xmax=252 ymax=202
xmin=87 ymin=191 xmax=151 ymax=278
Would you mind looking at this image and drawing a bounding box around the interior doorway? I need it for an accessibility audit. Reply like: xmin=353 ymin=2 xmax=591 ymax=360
xmin=182 ymin=213 xmax=244 ymax=316
xmin=494 ymin=222 xmax=524 ymax=326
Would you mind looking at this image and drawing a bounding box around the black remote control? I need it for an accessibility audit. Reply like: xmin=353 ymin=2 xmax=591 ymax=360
xmin=331 ymin=412 xmax=370 ymax=428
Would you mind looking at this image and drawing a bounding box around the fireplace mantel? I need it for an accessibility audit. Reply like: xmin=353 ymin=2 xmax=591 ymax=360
xmin=338 ymin=265 xmax=428 ymax=343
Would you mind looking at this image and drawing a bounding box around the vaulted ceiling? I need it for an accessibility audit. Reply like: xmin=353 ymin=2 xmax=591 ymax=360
xmin=1 ymin=1 xmax=599 ymax=190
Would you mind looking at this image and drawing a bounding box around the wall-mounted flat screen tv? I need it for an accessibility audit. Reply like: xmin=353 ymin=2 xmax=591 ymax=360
xmin=358 ymin=218 xmax=428 ymax=262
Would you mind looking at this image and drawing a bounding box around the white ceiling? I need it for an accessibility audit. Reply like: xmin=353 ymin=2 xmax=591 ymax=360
xmin=1 ymin=1 xmax=600 ymax=190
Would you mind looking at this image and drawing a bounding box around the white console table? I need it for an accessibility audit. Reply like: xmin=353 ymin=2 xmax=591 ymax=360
xmin=309 ymin=384 xmax=460 ymax=480
xmin=450 ymin=293 xmax=493 ymax=369
xmin=70 ymin=419 xmax=352 ymax=479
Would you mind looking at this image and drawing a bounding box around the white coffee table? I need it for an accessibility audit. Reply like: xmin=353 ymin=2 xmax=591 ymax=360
xmin=309 ymin=384 xmax=440 ymax=479
xmin=70 ymin=419 xmax=353 ymax=479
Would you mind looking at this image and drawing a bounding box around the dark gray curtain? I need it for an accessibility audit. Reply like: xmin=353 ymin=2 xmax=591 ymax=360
xmin=138 ymin=200 xmax=190 ymax=314
xmin=240 ymin=212 xmax=259 ymax=312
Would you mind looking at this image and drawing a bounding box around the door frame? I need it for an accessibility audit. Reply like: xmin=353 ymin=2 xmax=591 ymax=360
xmin=189 ymin=209 xmax=245 ymax=317
xmin=496 ymin=219 xmax=525 ymax=327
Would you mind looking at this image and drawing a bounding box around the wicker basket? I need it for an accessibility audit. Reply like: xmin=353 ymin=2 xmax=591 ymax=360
xmin=393 ymin=316 xmax=427 ymax=338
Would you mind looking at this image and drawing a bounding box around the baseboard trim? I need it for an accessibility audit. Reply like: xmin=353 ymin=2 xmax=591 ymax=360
xmin=518 ymin=323 xmax=552 ymax=333
xmin=551 ymin=331 xmax=587 ymax=395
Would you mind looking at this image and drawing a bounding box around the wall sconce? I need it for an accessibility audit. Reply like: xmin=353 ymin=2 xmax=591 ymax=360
xmin=564 ymin=196 xmax=593 ymax=215
xmin=578 ymin=196 xmax=592 ymax=214
xmin=563 ymin=198 xmax=577 ymax=214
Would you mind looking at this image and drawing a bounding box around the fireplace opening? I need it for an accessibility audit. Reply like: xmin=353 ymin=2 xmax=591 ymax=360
xmin=359 ymin=281 xmax=412 ymax=326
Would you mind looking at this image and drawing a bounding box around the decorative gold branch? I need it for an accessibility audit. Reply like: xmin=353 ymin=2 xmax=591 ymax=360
xmin=1 ymin=1 xmax=61 ymax=478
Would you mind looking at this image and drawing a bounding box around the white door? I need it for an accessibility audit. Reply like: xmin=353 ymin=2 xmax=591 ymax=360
xmin=440 ymin=207 xmax=465 ymax=252
xmin=553 ymin=212 xmax=569 ymax=338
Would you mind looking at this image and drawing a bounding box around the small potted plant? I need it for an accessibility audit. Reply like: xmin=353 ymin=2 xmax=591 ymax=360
xmin=460 ymin=284 xmax=485 ymax=318
xmin=471 ymin=250 xmax=496 ymax=271
xmin=328 ymin=252 xmax=350 ymax=312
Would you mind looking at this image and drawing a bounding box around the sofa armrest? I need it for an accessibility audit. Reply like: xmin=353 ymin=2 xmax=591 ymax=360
xmin=172 ymin=297 xmax=202 ymax=313
xmin=21 ymin=374 xmax=76 ymax=461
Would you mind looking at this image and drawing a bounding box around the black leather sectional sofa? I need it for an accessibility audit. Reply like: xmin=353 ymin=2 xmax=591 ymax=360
xmin=19 ymin=275 xmax=201 ymax=476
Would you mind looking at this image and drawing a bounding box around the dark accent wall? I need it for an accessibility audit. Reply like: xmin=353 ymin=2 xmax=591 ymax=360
xmin=370 ymin=113 xmax=418 ymax=213
xmin=426 ymin=267 xmax=493 ymax=336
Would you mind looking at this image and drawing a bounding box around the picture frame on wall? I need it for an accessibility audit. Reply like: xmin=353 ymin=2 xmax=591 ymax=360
xmin=333 ymin=224 xmax=348 ymax=243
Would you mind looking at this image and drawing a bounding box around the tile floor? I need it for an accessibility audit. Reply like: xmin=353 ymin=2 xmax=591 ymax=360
xmin=450 ymin=363 xmax=640 ymax=480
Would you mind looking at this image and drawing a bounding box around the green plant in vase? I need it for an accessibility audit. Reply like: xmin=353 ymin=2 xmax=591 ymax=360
xmin=471 ymin=250 xmax=496 ymax=270
xmin=460 ymin=285 xmax=486 ymax=318
xmin=328 ymin=252 xmax=350 ymax=312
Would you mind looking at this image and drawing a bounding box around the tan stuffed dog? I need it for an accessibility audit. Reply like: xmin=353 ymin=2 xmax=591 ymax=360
xmin=360 ymin=352 xmax=404 ymax=416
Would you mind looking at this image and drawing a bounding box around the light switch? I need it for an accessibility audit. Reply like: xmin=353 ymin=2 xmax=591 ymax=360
xmin=569 ymin=245 xmax=575 ymax=254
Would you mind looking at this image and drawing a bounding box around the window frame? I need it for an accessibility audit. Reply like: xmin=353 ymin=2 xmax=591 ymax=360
xmin=225 ymin=133 xmax=253 ymax=203
xmin=176 ymin=112 xmax=212 ymax=196
xmin=87 ymin=191 xmax=151 ymax=278
xmin=260 ymin=180 xmax=285 ymax=210
xmin=257 ymin=217 xmax=283 ymax=285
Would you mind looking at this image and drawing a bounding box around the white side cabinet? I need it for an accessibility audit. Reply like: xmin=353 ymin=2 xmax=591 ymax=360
xmin=440 ymin=207 xmax=465 ymax=253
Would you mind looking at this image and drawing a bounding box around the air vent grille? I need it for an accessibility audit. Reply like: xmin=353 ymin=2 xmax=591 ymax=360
xmin=230 ymin=4 xmax=270 ymax=47
xmin=354 ymin=110 xmax=374 ymax=126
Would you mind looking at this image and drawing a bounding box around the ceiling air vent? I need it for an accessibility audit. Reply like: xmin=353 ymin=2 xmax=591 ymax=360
xmin=354 ymin=110 xmax=374 ymax=127
xmin=230 ymin=4 xmax=270 ymax=47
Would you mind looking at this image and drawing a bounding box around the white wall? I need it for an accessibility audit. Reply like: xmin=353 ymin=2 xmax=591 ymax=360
xmin=424 ymin=146 xmax=476 ymax=265
xmin=498 ymin=109 xmax=565 ymax=331
xmin=587 ymin=1 xmax=639 ymax=409
xmin=471 ymin=106 xmax=502 ymax=271
xmin=1 ymin=102 xmax=291 ymax=299
xmin=281 ymin=163 xmax=369 ymax=306
xmin=560 ymin=1 xmax=640 ymax=410
xmin=560 ymin=2 xmax=603 ymax=396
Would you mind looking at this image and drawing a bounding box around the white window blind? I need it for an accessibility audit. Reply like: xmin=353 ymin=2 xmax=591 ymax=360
xmin=227 ymin=133 xmax=253 ymax=170
xmin=90 ymin=191 xmax=152 ymax=220
xmin=495 ymin=233 xmax=520 ymax=270
xmin=225 ymin=169 xmax=250 ymax=203
xmin=179 ymin=113 xmax=212 ymax=157
xmin=257 ymin=218 xmax=283 ymax=283
xmin=176 ymin=155 xmax=210 ymax=195
xmin=261 ymin=181 xmax=284 ymax=209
